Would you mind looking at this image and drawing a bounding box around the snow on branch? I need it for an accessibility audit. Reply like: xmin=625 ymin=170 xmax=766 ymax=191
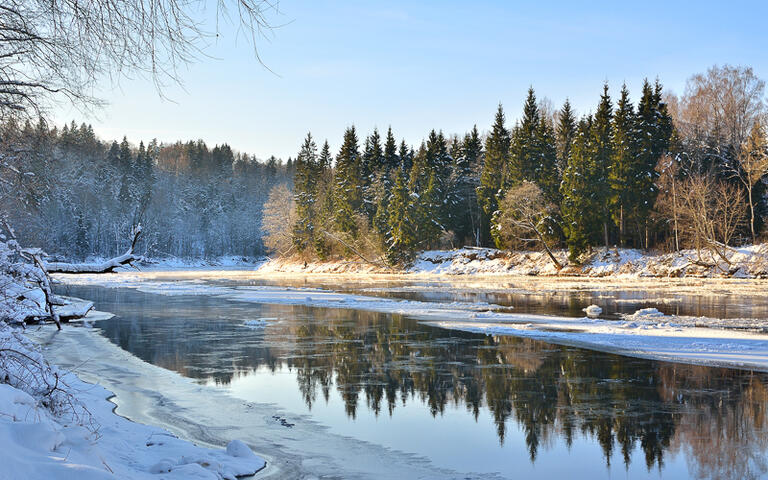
xmin=45 ymin=225 xmax=143 ymax=274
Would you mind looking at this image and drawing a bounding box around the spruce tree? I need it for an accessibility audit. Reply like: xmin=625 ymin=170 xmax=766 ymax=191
xmin=314 ymin=140 xmax=334 ymax=258
xmin=333 ymin=126 xmax=362 ymax=235
xmin=609 ymin=84 xmax=638 ymax=246
xmin=399 ymin=140 xmax=413 ymax=173
xmin=477 ymin=104 xmax=510 ymax=246
xmin=592 ymin=84 xmax=614 ymax=247
xmin=536 ymin=116 xmax=560 ymax=205
xmin=561 ymin=116 xmax=599 ymax=261
xmin=293 ymin=132 xmax=319 ymax=252
xmin=460 ymin=125 xmax=484 ymax=245
xmin=384 ymin=127 xmax=399 ymax=173
xmin=386 ymin=168 xmax=417 ymax=264
xmin=556 ymin=99 xmax=576 ymax=176
xmin=362 ymin=129 xmax=384 ymax=221
xmin=634 ymin=79 xmax=673 ymax=247
xmin=509 ymin=87 xmax=541 ymax=186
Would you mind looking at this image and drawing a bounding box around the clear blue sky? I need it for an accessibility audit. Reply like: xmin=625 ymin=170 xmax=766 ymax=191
xmin=54 ymin=0 xmax=768 ymax=160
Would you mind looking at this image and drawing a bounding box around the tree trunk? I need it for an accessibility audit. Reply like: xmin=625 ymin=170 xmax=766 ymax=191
xmin=46 ymin=225 xmax=143 ymax=274
xmin=749 ymin=185 xmax=756 ymax=244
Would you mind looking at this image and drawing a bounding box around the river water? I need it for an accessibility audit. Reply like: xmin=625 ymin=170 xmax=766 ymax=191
xmin=41 ymin=274 xmax=768 ymax=479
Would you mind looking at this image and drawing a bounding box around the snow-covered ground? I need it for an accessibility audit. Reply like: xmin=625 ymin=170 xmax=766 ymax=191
xmin=0 ymin=254 xmax=268 ymax=479
xmin=56 ymin=271 xmax=768 ymax=371
xmin=258 ymin=244 xmax=768 ymax=278
xmin=0 ymin=322 xmax=266 ymax=479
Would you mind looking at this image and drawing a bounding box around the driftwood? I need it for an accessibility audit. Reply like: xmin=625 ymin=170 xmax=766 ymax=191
xmin=45 ymin=225 xmax=143 ymax=274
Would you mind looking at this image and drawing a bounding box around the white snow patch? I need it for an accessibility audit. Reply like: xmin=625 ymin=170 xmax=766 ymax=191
xmin=582 ymin=305 xmax=603 ymax=317
xmin=0 ymin=323 xmax=266 ymax=479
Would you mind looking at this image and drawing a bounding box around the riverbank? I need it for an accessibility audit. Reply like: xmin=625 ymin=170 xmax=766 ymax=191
xmin=257 ymin=245 xmax=768 ymax=278
xmin=0 ymin=268 xmax=267 ymax=479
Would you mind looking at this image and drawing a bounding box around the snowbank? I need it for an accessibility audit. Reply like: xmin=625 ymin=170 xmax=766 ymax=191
xmin=0 ymin=323 xmax=266 ymax=479
xmin=257 ymin=244 xmax=768 ymax=279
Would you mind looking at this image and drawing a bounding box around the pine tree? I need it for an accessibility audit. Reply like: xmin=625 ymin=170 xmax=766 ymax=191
xmin=384 ymin=127 xmax=399 ymax=173
xmin=478 ymin=104 xmax=510 ymax=246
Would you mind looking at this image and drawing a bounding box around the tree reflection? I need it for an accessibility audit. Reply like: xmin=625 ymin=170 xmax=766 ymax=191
xmin=88 ymin=287 xmax=768 ymax=480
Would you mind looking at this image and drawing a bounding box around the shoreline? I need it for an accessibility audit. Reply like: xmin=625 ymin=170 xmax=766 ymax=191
xmin=0 ymin=308 xmax=268 ymax=479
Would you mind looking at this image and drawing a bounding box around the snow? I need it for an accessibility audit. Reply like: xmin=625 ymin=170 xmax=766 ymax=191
xmin=257 ymin=244 xmax=768 ymax=279
xmin=0 ymin=322 xmax=266 ymax=479
xmin=55 ymin=271 xmax=768 ymax=371
xmin=243 ymin=318 xmax=274 ymax=328
xmin=582 ymin=304 xmax=602 ymax=317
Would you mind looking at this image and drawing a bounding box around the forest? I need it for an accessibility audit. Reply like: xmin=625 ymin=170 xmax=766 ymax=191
xmin=278 ymin=64 xmax=768 ymax=266
xmin=2 ymin=121 xmax=293 ymax=260
xmin=2 ymin=65 xmax=767 ymax=267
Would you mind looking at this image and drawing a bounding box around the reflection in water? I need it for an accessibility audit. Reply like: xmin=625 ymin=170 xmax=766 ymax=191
xmin=62 ymin=284 xmax=768 ymax=479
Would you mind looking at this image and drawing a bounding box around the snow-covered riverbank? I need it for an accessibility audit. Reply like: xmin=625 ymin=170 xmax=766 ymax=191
xmin=0 ymin=316 xmax=266 ymax=479
xmin=55 ymin=271 xmax=768 ymax=371
xmin=258 ymin=245 xmax=768 ymax=278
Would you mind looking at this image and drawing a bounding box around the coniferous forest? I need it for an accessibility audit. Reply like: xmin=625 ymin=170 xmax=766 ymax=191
xmin=3 ymin=121 xmax=293 ymax=260
xmin=5 ymin=65 xmax=767 ymax=266
xmin=285 ymin=66 xmax=768 ymax=266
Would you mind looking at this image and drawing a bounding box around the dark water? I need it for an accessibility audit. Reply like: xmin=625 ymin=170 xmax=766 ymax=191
xmin=57 ymin=282 xmax=768 ymax=479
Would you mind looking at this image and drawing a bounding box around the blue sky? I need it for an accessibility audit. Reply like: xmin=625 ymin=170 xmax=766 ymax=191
xmin=54 ymin=0 xmax=768 ymax=160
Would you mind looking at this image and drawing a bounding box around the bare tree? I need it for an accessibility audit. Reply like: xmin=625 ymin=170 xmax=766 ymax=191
xmin=654 ymin=154 xmax=681 ymax=252
xmin=676 ymin=65 xmax=766 ymax=169
xmin=494 ymin=181 xmax=562 ymax=269
xmin=0 ymin=0 xmax=278 ymax=119
xmin=729 ymin=120 xmax=768 ymax=243
xmin=678 ymin=173 xmax=746 ymax=267
xmin=261 ymin=183 xmax=296 ymax=256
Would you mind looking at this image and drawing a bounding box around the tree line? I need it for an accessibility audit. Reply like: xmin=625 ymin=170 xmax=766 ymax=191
xmin=279 ymin=65 xmax=768 ymax=265
xmin=2 ymin=120 xmax=293 ymax=260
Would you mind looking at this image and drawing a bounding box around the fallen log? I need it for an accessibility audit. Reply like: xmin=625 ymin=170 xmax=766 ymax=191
xmin=45 ymin=225 xmax=143 ymax=274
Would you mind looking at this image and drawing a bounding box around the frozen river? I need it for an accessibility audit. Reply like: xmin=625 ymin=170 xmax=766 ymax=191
xmin=37 ymin=271 xmax=768 ymax=479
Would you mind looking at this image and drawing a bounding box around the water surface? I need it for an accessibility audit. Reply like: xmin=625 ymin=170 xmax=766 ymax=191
xmin=54 ymin=279 xmax=768 ymax=479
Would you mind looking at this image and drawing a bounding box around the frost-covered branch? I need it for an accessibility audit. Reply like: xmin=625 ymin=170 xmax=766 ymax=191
xmin=45 ymin=225 xmax=143 ymax=274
